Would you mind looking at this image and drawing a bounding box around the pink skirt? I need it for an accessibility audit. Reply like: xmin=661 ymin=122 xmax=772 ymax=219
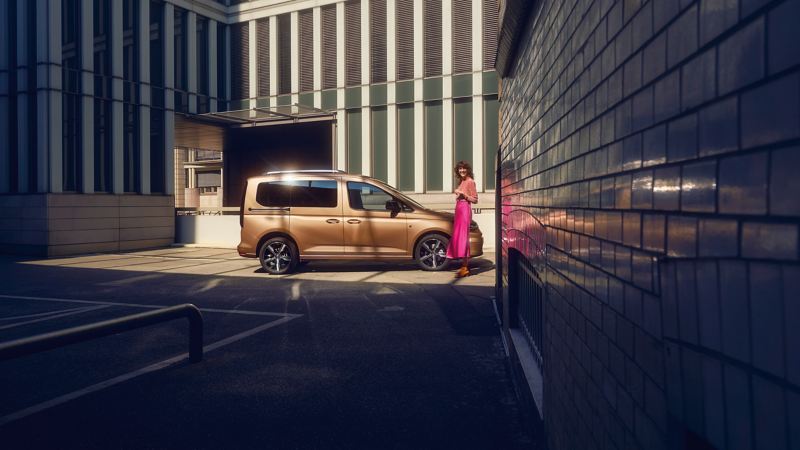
xmin=446 ymin=200 xmax=471 ymax=259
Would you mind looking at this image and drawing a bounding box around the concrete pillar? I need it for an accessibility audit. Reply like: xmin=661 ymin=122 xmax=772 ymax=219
xmin=110 ymin=0 xmax=124 ymax=193
xmin=15 ymin=0 xmax=30 ymax=192
xmin=413 ymin=0 xmax=424 ymax=192
xmin=208 ymin=20 xmax=218 ymax=112
xmin=163 ymin=2 xmax=175 ymax=195
xmin=471 ymin=0 xmax=484 ymax=191
xmin=224 ymin=24 xmax=231 ymax=103
xmin=248 ymin=19 xmax=256 ymax=110
xmin=0 ymin=0 xmax=11 ymax=193
xmin=442 ymin=0 xmax=453 ymax=191
xmin=138 ymin=0 xmax=151 ymax=194
xmin=336 ymin=2 xmax=345 ymax=170
xmin=80 ymin=0 xmax=94 ymax=193
xmin=360 ymin=0 xmax=370 ymax=175
xmin=386 ymin=0 xmax=397 ymax=187
xmin=186 ymin=11 xmax=197 ymax=113
xmin=36 ymin=0 xmax=63 ymax=193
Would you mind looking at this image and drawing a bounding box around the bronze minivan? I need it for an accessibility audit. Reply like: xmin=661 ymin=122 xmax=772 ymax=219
xmin=237 ymin=170 xmax=483 ymax=274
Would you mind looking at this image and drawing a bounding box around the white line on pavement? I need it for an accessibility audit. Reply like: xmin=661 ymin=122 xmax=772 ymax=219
xmin=0 ymin=315 xmax=300 ymax=427
xmin=0 ymin=305 xmax=110 ymax=331
xmin=0 ymin=306 xmax=90 ymax=322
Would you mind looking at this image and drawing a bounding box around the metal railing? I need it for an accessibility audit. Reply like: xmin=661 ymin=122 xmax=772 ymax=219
xmin=0 ymin=304 xmax=204 ymax=363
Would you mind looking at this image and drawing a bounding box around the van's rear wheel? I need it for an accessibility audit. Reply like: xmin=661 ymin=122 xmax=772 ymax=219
xmin=259 ymin=237 xmax=299 ymax=275
xmin=414 ymin=234 xmax=449 ymax=271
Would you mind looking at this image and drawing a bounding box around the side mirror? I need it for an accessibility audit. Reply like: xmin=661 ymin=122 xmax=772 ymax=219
xmin=385 ymin=200 xmax=401 ymax=214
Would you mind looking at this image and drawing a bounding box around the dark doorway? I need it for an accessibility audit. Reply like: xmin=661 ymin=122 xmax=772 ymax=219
xmin=223 ymin=120 xmax=333 ymax=206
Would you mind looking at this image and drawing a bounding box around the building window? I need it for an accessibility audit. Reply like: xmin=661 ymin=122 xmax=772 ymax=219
xmin=298 ymin=9 xmax=314 ymax=93
xmin=344 ymin=0 xmax=360 ymax=87
xmin=452 ymin=0 xmax=472 ymax=74
xmin=62 ymin=0 xmax=82 ymax=192
xmin=150 ymin=0 xmax=165 ymax=193
xmin=424 ymin=0 xmax=442 ymax=78
xmin=482 ymin=0 xmax=498 ymax=70
xmin=277 ymin=14 xmax=291 ymax=95
xmin=174 ymin=7 xmax=188 ymax=112
xmin=370 ymin=0 xmax=386 ymax=84
xmin=321 ymin=5 xmax=337 ymax=90
xmin=396 ymin=0 xmax=414 ymax=81
xmin=256 ymin=18 xmax=270 ymax=97
xmin=230 ymin=22 xmax=249 ymax=102
xmin=94 ymin=0 xmax=112 ymax=192
xmin=197 ymin=16 xmax=210 ymax=104
xmin=217 ymin=23 xmax=228 ymax=110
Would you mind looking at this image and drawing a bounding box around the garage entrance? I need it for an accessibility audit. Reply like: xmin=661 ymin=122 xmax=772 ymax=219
xmin=174 ymin=105 xmax=336 ymax=208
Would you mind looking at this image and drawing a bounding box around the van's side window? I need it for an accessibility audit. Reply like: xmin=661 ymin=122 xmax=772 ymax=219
xmin=346 ymin=182 xmax=393 ymax=211
xmin=256 ymin=180 xmax=338 ymax=207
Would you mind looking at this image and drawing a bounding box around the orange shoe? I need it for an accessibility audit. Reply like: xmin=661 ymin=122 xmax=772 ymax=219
xmin=455 ymin=267 xmax=470 ymax=278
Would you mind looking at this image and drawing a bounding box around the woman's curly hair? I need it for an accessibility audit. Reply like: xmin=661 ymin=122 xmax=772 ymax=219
xmin=454 ymin=160 xmax=474 ymax=181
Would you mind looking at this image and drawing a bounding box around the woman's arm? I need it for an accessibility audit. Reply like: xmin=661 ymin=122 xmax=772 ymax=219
xmin=464 ymin=179 xmax=478 ymax=203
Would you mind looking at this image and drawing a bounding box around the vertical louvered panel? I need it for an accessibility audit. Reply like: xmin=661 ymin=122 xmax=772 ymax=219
xmin=482 ymin=0 xmax=498 ymax=69
xmin=345 ymin=0 xmax=361 ymax=86
xmin=370 ymin=0 xmax=386 ymax=83
xmin=231 ymin=22 xmax=249 ymax=100
xmin=321 ymin=5 xmax=337 ymax=89
xmin=396 ymin=0 xmax=414 ymax=80
xmin=424 ymin=0 xmax=442 ymax=77
xmin=299 ymin=9 xmax=313 ymax=92
xmin=256 ymin=18 xmax=270 ymax=97
xmin=277 ymin=13 xmax=291 ymax=94
xmin=452 ymin=0 xmax=472 ymax=74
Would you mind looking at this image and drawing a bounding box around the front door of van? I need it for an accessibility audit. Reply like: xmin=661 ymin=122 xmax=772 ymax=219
xmin=343 ymin=181 xmax=407 ymax=256
xmin=285 ymin=178 xmax=344 ymax=255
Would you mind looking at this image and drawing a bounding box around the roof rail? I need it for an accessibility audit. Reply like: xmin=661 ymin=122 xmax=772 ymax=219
xmin=264 ymin=169 xmax=347 ymax=175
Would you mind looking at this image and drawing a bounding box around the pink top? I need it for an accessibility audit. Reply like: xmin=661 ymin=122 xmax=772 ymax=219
xmin=455 ymin=178 xmax=478 ymax=203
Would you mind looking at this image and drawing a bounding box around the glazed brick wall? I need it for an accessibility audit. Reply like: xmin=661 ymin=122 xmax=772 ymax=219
xmin=499 ymin=0 xmax=800 ymax=449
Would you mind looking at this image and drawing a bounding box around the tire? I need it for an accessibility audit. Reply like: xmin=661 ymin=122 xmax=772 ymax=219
xmin=414 ymin=233 xmax=450 ymax=271
xmin=258 ymin=237 xmax=299 ymax=275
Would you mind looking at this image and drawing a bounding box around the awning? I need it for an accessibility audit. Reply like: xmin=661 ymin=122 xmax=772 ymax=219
xmin=175 ymin=104 xmax=336 ymax=151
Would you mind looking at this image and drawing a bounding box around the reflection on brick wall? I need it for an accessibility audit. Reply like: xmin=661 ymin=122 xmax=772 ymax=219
xmin=499 ymin=0 xmax=799 ymax=449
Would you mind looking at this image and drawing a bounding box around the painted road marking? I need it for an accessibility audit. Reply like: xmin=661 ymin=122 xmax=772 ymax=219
xmin=0 ymin=305 xmax=110 ymax=331
xmin=0 ymin=315 xmax=298 ymax=426
xmin=0 ymin=306 xmax=91 ymax=322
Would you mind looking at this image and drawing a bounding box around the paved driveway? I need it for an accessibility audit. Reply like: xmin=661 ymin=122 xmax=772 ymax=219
xmin=0 ymin=248 xmax=533 ymax=449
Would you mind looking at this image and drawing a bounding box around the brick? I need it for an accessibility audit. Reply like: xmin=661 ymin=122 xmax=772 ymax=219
xmin=790 ymin=390 xmax=800 ymax=450
xmin=608 ymin=1 xmax=624 ymax=38
xmin=632 ymin=1 xmax=653 ymax=50
xmin=668 ymin=5 xmax=699 ymax=68
xmin=675 ymin=261 xmax=699 ymax=344
xmin=623 ymin=212 xmax=641 ymax=247
xmin=680 ymin=160 xmax=716 ymax=213
xmin=643 ymin=124 xmax=667 ymax=166
xmin=785 ymin=265 xmax=800 ymax=386
xmin=681 ymin=349 xmax=705 ymax=435
xmin=749 ymin=263 xmax=786 ymax=377
xmin=667 ymin=113 xmax=698 ymax=162
xmin=616 ymin=175 xmax=632 ymax=209
xmin=642 ymin=293 xmax=662 ymax=336
xmin=724 ymin=364 xmax=753 ymax=450
xmin=699 ymin=0 xmax=739 ymax=44
xmin=698 ymin=96 xmax=738 ymax=157
xmin=609 ymin=68 xmax=624 ymax=106
xmin=616 ymin=24 xmax=633 ymax=64
xmin=621 ymin=134 xmax=641 ymax=171
xmin=681 ymin=48 xmax=716 ymax=111
xmin=608 ymin=141 xmax=623 ymax=173
xmin=617 ymin=314 xmax=635 ymax=355
xmin=698 ymin=218 xmax=738 ymax=257
xmin=623 ymin=52 xmax=642 ymax=97
xmin=609 ymin=212 xmax=623 ymax=242
xmin=654 ymin=70 xmax=680 ymax=123
xmin=653 ymin=0 xmax=681 ymax=32
xmin=770 ymin=146 xmax=800 ymax=216
xmin=643 ymin=33 xmax=667 ymax=84
xmin=642 ymin=214 xmax=665 ymax=252
xmin=718 ymin=17 xmax=765 ymax=94
xmin=718 ymin=152 xmax=768 ymax=215
xmin=741 ymin=73 xmax=800 ymax=148
xmin=701 ymin=358 xmax=726 ymax=449
xmin=741 ymin=222 xmax=799 ymax=260
xmin=696 ymin=261 xmax=722 ymax=351
xmin=664 ymin=341 xmax=684 ymax=414
xmin=653 ymin=166 xmax=680 ymax=211
xmin=632 ymin=86 xmax=654 ymax=132
xmin=603 ymin=240 xmax=616 ymax=270
xmin=741 ymin=0 xmax=773 ymax=16
xmin=753 ymin=376 xmax=788 ymax=450
xmin=769 ymin=0 xmax=800 ymax=73
xmin=602 ymin=177 xmax=616 ymax=209
xmin=632 ymin=170 xmax=653 ymax=209
xmin=667 ymin=215 xmax=697 ymax=258
xmin=719 ymin=261 xmax=750 ymax=363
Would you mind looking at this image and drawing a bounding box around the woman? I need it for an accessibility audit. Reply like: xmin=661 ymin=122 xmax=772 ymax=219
xmin=446 ymin=161 xmax=478 ymax=277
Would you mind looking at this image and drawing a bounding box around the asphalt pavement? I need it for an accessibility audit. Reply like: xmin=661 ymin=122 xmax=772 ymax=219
xmin=0 ymin=247 xmax=534 ymax=449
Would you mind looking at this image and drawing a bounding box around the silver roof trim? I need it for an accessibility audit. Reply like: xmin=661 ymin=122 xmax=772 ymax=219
xmin=265 ymin=169 xmax=347 ymax=175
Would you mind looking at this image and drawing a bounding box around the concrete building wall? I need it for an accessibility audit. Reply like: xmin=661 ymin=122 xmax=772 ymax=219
xmin=498 ymin=0 xmax=800 ymax=449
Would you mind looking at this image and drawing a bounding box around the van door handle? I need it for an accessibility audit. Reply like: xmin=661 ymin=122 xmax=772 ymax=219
xmin=347 ymin=219 xmax=361 ymax=224
xmin=326 ymin=218 xmax=340 ymax=224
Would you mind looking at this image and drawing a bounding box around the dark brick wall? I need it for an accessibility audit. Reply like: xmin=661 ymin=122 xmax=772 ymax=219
xmin=498 ymin=0 xmax=799 ymax=449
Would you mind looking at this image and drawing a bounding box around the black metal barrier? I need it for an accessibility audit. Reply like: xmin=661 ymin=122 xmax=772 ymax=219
xmin=0 ymin=304 xmax=204 ymax=363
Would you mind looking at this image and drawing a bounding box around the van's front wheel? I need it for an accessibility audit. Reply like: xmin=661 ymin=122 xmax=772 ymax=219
xmin=259 ymin=237 xmax=299 ymax=274
xmin=414 ymin=234 xmax=449 ymax=271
